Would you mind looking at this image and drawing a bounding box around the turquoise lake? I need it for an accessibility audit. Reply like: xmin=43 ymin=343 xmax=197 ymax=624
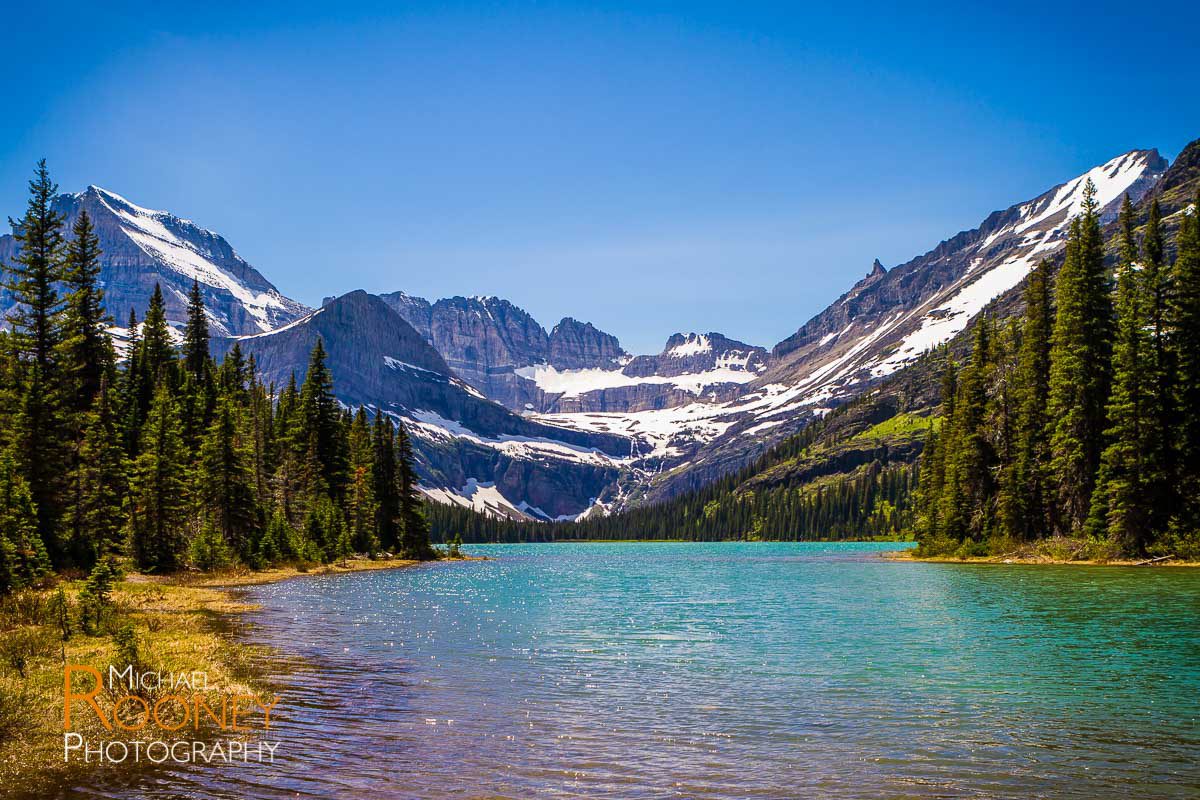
xmin=72 ymin=542 xmax=1199 ymax=798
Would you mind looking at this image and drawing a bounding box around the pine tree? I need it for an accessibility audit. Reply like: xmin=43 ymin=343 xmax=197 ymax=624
xmin=217 ymin=341 xmax=248 ymax=404
xmin=4 ymin=160 xmax=65 ymax=377
xmin=127 ymin=382 xmax=188 ymax=571
xmin=945 ymin=317 xmax=996 ymax=544
xmin=270 ymin=373 xmax=305 ymax=526
xmin=395 ymin=421 xmax=433 ymax=559
xmin=347 ymin=407 xmax=378 ymax=555
xmin=197 ymin=397 xmax=259 ymax=561
xmin=120 ymin=308 xmax=143 ymax=453
xmin=138 ymin=284 xmax=176 ymax=405
xmin=1168 ymin=192 xmax=1200 ymax=544
xmin=1009 ymin=261 xmax=1053 ymax=538
xmin=1046 ymin=181 xmax=1112 ymax=534
xmin=59 ymin=209 xmax=113 ymax=414
xmin=182 ymin=279 xmax=210 ymax=381
xmin=1139 ymin=200 xmax=1175 ymax=534
xmin=246 ymin=369 xmax=275 ymax=521
xmin=3 ymin=160 xmax=70 ymax=564
xmin=372 ymin=413 xmax=400 ymax=552
xmin=65 ymin=377 xmax=127 ymax=567
xmin=298 ymin=339 xmax=346 ymax=499
xmin=0 ymin=450 xmax=49 ymax=592
xmin=1086 ymin=196 xmax=1149 ymax=550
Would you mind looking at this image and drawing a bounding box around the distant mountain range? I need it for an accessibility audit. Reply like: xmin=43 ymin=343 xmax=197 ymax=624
xmin=1 ymin=142 xmax=1187 ymax=520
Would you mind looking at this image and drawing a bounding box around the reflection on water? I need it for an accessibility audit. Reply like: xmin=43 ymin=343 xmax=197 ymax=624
xmin=66 ymin=542 xmax=1200 ymax=799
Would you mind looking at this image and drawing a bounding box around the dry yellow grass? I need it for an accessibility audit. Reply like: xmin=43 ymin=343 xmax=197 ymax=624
xmin=0 ymin=554 xmax=447 ymax=798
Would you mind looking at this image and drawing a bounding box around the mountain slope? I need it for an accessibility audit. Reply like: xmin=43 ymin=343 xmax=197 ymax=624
xmin=217 ymin=291 xmax=630 ymax=519
xmin=0 ymin=186 xmax=308 ymax=336
xmin=530 ymin=148 xmax=1170 ymax=507
xmin=623 ymin=139 xmax=1200 ymax=527
xmin=379 ymin=290 xmax=767 ymax=414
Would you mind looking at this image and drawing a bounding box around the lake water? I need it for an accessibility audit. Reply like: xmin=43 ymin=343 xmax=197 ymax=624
xmin=67 ymin=542 xmax=1199 ymax=798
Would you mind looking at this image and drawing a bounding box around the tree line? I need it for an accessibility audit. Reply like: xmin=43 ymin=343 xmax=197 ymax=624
xmin=425 ymin=408 xmax=919 ymax=543
xmin=0 ymin=161 xmax=435 ymax=595
xmin=916 ymin=181 xmax=1200 ymax=559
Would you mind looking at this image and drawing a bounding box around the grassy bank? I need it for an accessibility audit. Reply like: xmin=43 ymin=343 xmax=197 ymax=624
xmin=0 ymin=555 xmax=438 ymax=798
xmin=886 ymin=537 xmax=1200 ymax=567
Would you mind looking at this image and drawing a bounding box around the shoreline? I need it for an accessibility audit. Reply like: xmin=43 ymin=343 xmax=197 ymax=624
xmin=883 ymin=550 xmax=1200 ymax=567
xmin=1 ymin=554 xmax=469 ymax=799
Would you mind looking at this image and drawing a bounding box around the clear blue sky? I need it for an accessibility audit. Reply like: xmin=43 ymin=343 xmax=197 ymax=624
xmin=3 ymin=1 xmax=1198 ymax=353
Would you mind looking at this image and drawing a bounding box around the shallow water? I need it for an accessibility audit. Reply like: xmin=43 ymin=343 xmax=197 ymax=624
xmin=68 ymin=542 xmax=1199 ymax=798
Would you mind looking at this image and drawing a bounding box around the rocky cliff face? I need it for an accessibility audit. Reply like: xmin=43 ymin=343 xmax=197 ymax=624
xmin=379 ymin=288 xmax=768 ymax=415
xmin=0 ymin=186 xmax=308 ymax=336
xmin=515 ymin=147 xmax=1174 ymax=510
xmin=217 ymin=291 xmax=629 ymax=519
xmin=380 ymin=292 xmax=566 ymax=409
xmin=547 ymin=317 xmax=627 ymax=369
xmin=17 ymin=142 xmax=1187 ymax=522
xmin=767 ymin=149 xmax=1168 ymax=388
xmin=624 ymin=333 xmax=767 ymax=378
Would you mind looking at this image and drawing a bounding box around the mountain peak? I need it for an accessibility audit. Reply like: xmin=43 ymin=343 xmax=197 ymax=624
xmin=0 ymin=186 xmax=311 ymax=337
xmin=665 ymin=332 xmax=712 ymax=357
xmin=869 ymin=259 xmax=886 ymax=277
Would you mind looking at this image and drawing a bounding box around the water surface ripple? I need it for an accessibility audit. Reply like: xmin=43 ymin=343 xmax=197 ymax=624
xmin=71 ymin=542 xmax=1199 ymax=798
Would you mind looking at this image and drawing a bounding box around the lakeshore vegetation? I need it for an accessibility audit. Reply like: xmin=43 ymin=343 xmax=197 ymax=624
xmin=422 ymin=182 xmax=1200 ymax=560
xmin=0 ymin=160 xmax=438 ymax=597
xmin=915 ymin=184 xmax=1200 ymax=561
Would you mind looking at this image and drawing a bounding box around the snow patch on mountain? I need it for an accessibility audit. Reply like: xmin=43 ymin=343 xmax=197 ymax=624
xmin=404 ymin=409 xmax=627 ymax=466
xmin=514 ymin=363 xmax=758 ymax=398
xmin=423 ymin=480 xmax=531 ymax=520
xmin=667 ymin=333 xmax=712 ymax=357
xmin=86 ymin=186 xmax=305 ymax=334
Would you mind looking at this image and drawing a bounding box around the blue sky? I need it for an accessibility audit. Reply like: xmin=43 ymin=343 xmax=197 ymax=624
xmin=3 ymin=1 xmax=1198 ymax=353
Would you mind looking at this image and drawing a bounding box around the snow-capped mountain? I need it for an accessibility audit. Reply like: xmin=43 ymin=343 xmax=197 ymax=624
xmin=1 ymin=144 xmax=1178 ymax=520
xmin=0 ymin=186 xmax=308 ymax=337
xmin=217 ymin=291 xmax=630 ymax=520
xmin=378 ymin=291 xmax=767 ymax=414
xmin=526 ymin=148 xmax=1170 ymax=505
xmin=765 ymin=149 xmax=1168 ymax=392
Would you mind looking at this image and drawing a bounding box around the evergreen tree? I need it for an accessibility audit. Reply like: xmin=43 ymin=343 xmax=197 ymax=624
xmin=127 ymin=382 xmax=188 ymax=571
xmin=65 ymin=377 xmax=127 ymax=567
xmin=60 ymin=209 xmax=114 ymax=414
xmin=347 ymin=407 xmax=378 ymax=555
xmin=372 ymin=413 xmax=400 ymax=551
xmin=1046 ymin=181 xmax=1112 ymax=534
xmin=120 ymin=308 xmax=143 ymax=453
xmin=182 ymin=279 xmax=210 ymax=380
xmin=3 ymin=160 xmax=65 ymax=377
xmin=395 ymin=421 xmax=434 ymax=559
xmin=197 ymin=397 xmax=259 ymax=561
xmin=941 ymin=317 xmax=996 ymax=544
xmin=217 ymin=341 xmax=248 ymax=403
xmin=1139 ymin=199 xmax=1175 ymax=535
xmin=2 ymin=160 xmax=69 ymax=564
xmin=270 ymin=373 xmax=305 ymax=526
xmin=0 ymin=451 xmax=49 ymax=591
xmin=1086 ymin=196 xmax=1149 ymax=548
xmin=298 ymin=339 xmax=346 ymax=499
xmin=1009 ymin=261 xmax=1053 ymax=538
xmin=138 ymin=284 xmax=176 ymax=405
xmin=1169 ymin=192 xmax=1200 ymax=542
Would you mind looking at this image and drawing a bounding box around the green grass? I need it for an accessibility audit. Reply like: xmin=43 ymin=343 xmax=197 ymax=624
xmin=848 ymin=412 xmax=941 ymax=444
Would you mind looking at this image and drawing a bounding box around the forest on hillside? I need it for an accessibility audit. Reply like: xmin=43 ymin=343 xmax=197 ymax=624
xmin=428 ymin=182 xmax=1200 ymax=560
xmin=4 ymin=161 xmax=1198 ymax=570
xmin=916 ymin=184 xmax=1200 ymax=560
xmin=0 ymin=162 xmax=438 ymax=597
